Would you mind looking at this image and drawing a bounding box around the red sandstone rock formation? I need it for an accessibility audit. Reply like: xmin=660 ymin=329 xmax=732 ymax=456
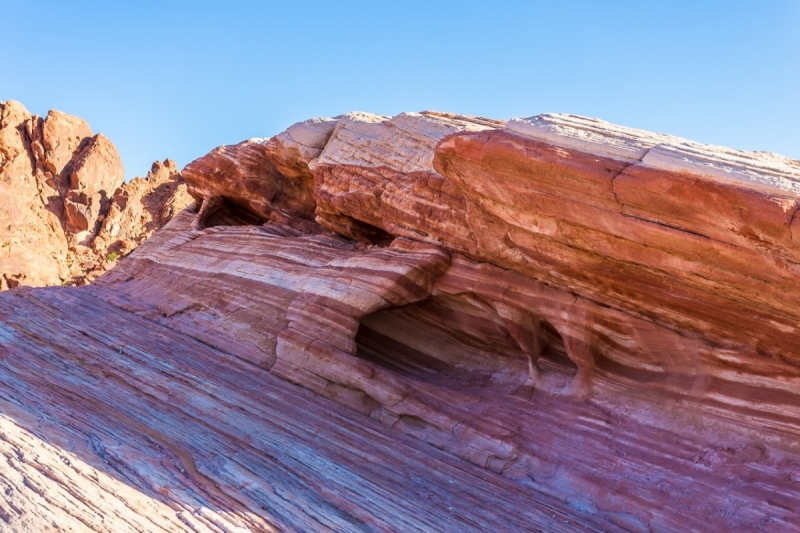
xmin=0 ymin=100 xmax=192 ymax=288
xmin=93 ymin=160 xmax=192 ymax=256
xmin=0 ymin=109 xmax=799 ymax=531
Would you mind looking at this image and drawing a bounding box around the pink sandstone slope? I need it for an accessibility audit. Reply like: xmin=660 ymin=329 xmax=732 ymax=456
xmin=0 ymin=110 xmax=799 ymax=531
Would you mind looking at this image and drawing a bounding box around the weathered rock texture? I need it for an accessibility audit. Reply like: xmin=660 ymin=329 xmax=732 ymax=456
xmin=1 ymin=110 xmax=800 ymax=531
xmin=93 ymin=160 xmax=192 ymax=257
xmin=0 ymin=100 xmax=192 ymax=289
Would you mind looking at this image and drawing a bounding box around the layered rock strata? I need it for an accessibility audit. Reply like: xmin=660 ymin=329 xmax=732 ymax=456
xmin=0 ymin=100 xmax=192 ymax=289
xmin=178 ymin=111 xmax=800 ymax=529
xmin=0 ymin=109 xmax=799 ymax=531
xmin=0 ymin=283 xmax=591 ymax=532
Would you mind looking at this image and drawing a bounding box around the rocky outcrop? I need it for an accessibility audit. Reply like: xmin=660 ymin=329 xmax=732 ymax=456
xmin=0 ymin=100 xmax=192 ymax=289
xmin=93 ymin=160 xmax=192 ymax=258
xmin=1 ymin=109 xmax=799 ymax=531
xmin=0 ymin=101 xmax=71 ymax=289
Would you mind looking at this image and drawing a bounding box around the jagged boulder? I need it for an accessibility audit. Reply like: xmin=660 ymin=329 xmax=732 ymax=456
xmin=93 ymin=159 xmax=192 ymax=257
xmin=0 ymin=101 xmax=71 ymax=289
xmin=0 ymin=100 xmax=192 ymax=289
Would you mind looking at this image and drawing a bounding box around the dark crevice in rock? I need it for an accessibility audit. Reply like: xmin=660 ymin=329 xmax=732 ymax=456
xmin=355 ymin=294 xmax=534 ymax=397
xmin=199 ymin=196 xmax=268 ymax=229
xmin=536 ymin=320 xmax=578 ymax=386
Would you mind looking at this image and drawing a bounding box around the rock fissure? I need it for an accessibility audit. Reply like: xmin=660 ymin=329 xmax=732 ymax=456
xmin=788 ymin=204 xmax=800 ymax=243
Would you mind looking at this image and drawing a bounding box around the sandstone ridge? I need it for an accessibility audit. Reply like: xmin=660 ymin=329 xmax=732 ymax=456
xmin=1 ymin=109 xmax=799 ymax=531
xmin=0 ymin=100 xmax=192 ymax=289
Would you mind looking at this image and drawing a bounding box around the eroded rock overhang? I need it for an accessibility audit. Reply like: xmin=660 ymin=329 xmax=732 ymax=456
xmin=181 ymin=109 xmax=800 ymax=380
xmin=86 ymin=109 xmax=800 ymax=530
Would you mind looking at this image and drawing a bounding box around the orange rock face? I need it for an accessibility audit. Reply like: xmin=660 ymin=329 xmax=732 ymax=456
xmin=0 ymin=100 xmax=192 ymax=289
xmin=93 ymin=159 xmax=192 ymax=257
xmin=1 ymin=110 xmax=800 ymax=531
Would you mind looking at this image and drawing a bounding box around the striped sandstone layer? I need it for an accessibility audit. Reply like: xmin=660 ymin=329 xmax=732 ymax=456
xmin=179 ymin=111 xmax=800 ymax=530
xmin=0 ymin=110 xmax=798 ymax=530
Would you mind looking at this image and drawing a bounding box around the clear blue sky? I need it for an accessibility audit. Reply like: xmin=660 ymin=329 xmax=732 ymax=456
xmin=2 ymin=1 xmax=798 ymax=179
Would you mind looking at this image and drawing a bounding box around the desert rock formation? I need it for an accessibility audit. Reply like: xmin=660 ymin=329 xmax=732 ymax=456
xmin=1 ymin=110 xmax=799 ymax=531
xmin=0 ymin=100 xmax=192 ymax=289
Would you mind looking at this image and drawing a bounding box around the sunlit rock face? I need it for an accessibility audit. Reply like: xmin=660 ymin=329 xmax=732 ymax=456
xmin=0 ymin=100 xmax=192 ymax=289
xmin=93 ymin=159 xmax=193 ymax=258
xmin=1 ymin=109 xmax=800 ymax=531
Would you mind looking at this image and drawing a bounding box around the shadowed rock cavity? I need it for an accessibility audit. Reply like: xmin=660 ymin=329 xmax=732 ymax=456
xmin=355 ymin=293 xmax=577 ymax=397
xmin=195 ymin=196 xmax=267 ymax=228
xmin=187 ymin=178 xmax=585 ymax=398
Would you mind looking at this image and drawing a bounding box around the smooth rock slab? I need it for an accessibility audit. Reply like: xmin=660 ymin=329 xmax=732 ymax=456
xmin=0 ymin=286 xmax=597 ymax=532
